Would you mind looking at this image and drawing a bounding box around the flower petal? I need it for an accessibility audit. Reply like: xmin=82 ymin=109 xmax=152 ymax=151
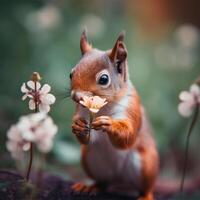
xmin=79 ymin=100 xmax=87 ymax=107
xmin=17 ymin=117 xmax=31 ymax=132
xmin=21 ymin=130 xmax=35 ymax=141
xmin=40 ymin=84 xmax=51 ymax=94
xmin=6 ymin=141 xmax=15 ymax=151
xmin=7 ymin=126 xmax=22 ymax=142
xmin=81 ymin=96 xmax=91 ymax=106
xmin=178 ymin=102 xmax=194 ymax=117
xmin=27 ymin=81 xmax=35 ymax=90
xmin=29 ymin=100 xmax=36 ymax=110
xmin=179 ymin=91 xmax=194 ymax=102
xmin=80 ymin=95 xmax=107 ymax=112
xmin=27 ymin=81 xmax=41 ymax=90
xmin=190 ymin=84 xmax=200 ymax=97
xmin=22 ymin=94 xmax=28 ymax=100
xmin=30 ymin=112 xmax=46 ymax=123
xmin=47 ymin=94 xmax=56 ymax=104
xmin=22 ymin=143 xmax=31 ymax=151
xmin=82 ymin=96 xmax=90 ymax=101
xmin=93 ymin=96 xmax=105 ymax=104
xmin=39 ymin=104 xmax=50 ymax=113
xmin=41 ymin=94 xmax=56 ymax=105
xmin=37 ymin=140 xmax=53 ymax=153
xmin=21 ymin=83 xmax=28 ymax=93
xmin=89 ymin=108 xmax=99 ymax=113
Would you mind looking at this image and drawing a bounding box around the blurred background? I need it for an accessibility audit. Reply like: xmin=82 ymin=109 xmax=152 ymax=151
xmin=0 ymin=0 xmax=200 ymax=183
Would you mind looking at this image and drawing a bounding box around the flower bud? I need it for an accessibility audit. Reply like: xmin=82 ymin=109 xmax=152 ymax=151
xmin=31 ymin=72 xmax=41 ymax=82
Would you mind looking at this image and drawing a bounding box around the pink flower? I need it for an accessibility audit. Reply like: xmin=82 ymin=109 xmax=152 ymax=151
xmin=6 ymin=125 xmax=30 ymax=160
xmin=17 ymin=113 xmax=58 ymax=153
xmin=6 ymin=113 xmax=58 ymax=160
xmin=79 ymin=96 xmax=107 ymax=113
xmin=21 ymin=81 xmax=56 ymax=113
xmin=178 ymin=84 xmax=200 ymax=117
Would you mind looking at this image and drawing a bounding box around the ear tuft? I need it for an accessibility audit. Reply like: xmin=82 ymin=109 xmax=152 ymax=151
xmin=117 ymin=42 xmax=127 ymax=61
xmin=81 ymin=28 xmax=87 ymax=41
xmin=80 ymin=28 xmax=92 ymax=55
xmin=109 ymin=31 xmax=127 ymax=62
xmin=117 ymin=31 xmax=125 ymax=42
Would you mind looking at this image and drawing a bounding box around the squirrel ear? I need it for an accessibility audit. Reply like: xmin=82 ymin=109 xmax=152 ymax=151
xmin=80 ymin=29 xmax=92 ymax=55
xmin=109 ymin=31 xmax=127 ymax=62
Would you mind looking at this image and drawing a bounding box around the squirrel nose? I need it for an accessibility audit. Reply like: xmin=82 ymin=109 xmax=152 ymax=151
xmin=71 ymin=90 xmax=82 ymax=103
xmin=71 ymin=90 xmax=93 ymax=103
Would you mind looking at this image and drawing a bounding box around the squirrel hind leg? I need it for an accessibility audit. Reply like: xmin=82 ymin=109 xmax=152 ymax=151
xmin=138 ymin=192 xmax=154 ymax=200
xmin=136 ymin=144 xmax=159 ymax=200
xmin=71 ymin=182 xmax=106 ymax=196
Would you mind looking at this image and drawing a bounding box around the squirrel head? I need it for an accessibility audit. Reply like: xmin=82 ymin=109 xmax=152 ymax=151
xmin=70 ymin=30 xmax=128 ymax=104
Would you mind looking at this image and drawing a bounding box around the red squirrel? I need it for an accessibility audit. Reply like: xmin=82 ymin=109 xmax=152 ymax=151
xmin=70 ymin=30 xmax=159 ymax=200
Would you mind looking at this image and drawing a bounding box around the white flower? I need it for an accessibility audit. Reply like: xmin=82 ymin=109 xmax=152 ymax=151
xmin=6 ymin=125 xmax=30 ymax=160
xmin=6 ymin=113 xmax=58 ymax=160
xmin=21 ymin=80 xmax=56 ymax=113
xmin=178 ymin=84 xmax=200 ymax=117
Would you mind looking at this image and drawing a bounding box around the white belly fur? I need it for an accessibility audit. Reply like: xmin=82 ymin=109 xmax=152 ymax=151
xmin=85 ymin=129 xmax=142 ymax=188
xmin=80 ymin=83 xmax=142 ymax=187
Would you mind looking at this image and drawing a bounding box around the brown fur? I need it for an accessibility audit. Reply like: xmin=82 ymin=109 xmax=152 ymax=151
xmin=70 ymin=31 xmax=159 ymax=200
xmin=80 ymin=29 xmax=92 ymax=55
xmin=106 ymin=89 xmax=142 ymax=149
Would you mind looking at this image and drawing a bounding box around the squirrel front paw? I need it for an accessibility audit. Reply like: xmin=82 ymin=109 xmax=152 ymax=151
xmin=72 ymin=118 xmax=89 ymax=135
xmin=92 ymin=116 xmax=112 ymax=131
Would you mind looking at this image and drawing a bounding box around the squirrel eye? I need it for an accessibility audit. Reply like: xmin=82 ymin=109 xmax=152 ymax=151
xmin=98 ymin=74 xmax=109 ymax=85
xmin=96 ymin=69 xmax=111 ymax=88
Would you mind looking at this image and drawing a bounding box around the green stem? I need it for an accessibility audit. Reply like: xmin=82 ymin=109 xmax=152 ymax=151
xmin=87 ymin=112 xmax=94 ymax=144
xmin=84 ymin=112 xmax=95 ymax=144
xmin=180 ymin=105 xmax=199 ymax=193
xmin=26 ymin=143 xmax=33 ymax=181
xmin=25 ymin=81 xmax=38 ymax=182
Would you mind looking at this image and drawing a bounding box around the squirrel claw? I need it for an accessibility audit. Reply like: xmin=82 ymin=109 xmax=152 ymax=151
xmin=71 ymin=182 xmax=99 ymax=196
xmin=72 ymin=118 xmax=89 ymax=135
xmin=92 ymin=116 xmax=112 ymax=131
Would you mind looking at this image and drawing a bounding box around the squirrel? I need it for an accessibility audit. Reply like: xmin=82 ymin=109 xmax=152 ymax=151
xmin=70 ymin=30 xmax=159 ymax=200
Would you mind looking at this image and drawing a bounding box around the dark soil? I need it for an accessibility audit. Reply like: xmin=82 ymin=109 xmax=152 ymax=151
xmin=0 ymin=170 xmax=198 ymax=200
